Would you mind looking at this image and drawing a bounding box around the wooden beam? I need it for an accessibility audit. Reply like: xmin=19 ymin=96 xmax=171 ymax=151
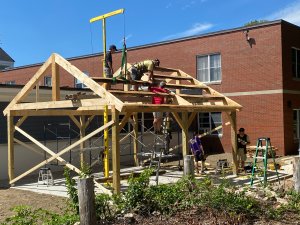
xmin=11 ymin=98 xmax=109 ymax=111
xmin=69 ymin=115 xmax=81 ymax=128
xmin=117 ymin=112 xmax=132 ymax=133
xmin=111 ymin=107 xmax=120 ymax=194
xmin=52 ymin=54 xmax=60 ymax=101
xmin=171 ymin=112 xmax=184 ymax=129
xmin=181 ymin=112 xmax=189 ymax=157
xmin=226 ymin=111 xmax=238 ymax=175
xmin=80 ymin=116 xmax=87 ymax=167
xmin=10 ymin=121 xmax=114 ymax=184
xmin=3 ymin=55 xmax=52 ymax=116
xmin=54 ymin=53 xmax=124 ymax=111
xmin=10 ymin=109 xmax=106 ymax=117
xmin=7 ymin=114 xmax=14 ymax=182
xmin=84 ymin=115 xmax=96 ymax=129
xmin=35 ymin=83 xmax=39 ymax=102
xmin=14 ymin=138 xmax=47 ymax=157
xmin=15 ymin=116 xmax=28 ymax=128
xmin=153 ymin=73 xmax=193 ymax=81
xmin=187 ymin=112 xmax=197 ymax=127
xmin=133 ymin=113 xmax=139 ymax=166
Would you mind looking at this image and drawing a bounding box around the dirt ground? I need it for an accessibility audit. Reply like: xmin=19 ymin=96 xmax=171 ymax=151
xmin=0 ymin=188 xmax=67 ymax=222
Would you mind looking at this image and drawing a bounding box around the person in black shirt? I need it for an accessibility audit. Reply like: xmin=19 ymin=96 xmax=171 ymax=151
xmin=104 ymin=45 xmax=117 ymax=89
xmin=237 ymin=127 xmax=250 ymax=171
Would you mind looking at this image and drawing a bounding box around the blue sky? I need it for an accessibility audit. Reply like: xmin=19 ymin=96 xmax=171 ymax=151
xmin=1 ymin=0 xmax=300 ymax=67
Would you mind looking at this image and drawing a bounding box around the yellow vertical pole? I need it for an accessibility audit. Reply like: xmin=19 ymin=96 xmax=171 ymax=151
xmin=102 ymin=18 xmax=110 ymax=179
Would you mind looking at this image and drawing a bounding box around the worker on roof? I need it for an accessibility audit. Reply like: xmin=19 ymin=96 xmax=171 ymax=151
xmin=129 ymin=59 xmax=160 ymax=91
xmin=104 ymin=44 xmax=117 ymax=89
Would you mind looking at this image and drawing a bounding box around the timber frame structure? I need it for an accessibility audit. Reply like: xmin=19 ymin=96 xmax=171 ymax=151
xmin=4 ymin=53 xmax=242 ymax=194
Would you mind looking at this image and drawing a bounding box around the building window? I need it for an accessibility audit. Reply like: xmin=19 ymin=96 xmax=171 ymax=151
xmin=44 ymin=76 xmax=52 ymax=87
xmin=197 ymin=53 xmax=221 ymax=83
xmin=292 ymin=48 xmax=300 ymax=78
xmin=75 ymin=71 xmax=89 ymax=88
xmin=5 ymin=80 xmax=15 ymax=85
xmin=293 ymin=109 xmax=300 ymax=141
xmin=198 ymin=112 xmax=222 ymax=136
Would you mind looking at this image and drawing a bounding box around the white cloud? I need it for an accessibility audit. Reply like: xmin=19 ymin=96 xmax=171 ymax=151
xmin=162 ymin=23 xmax=213 ymax=40
xmin=182 ymin=0 xmax=196 ymax=10
xmin=266 ymin=1 xmax=300 ymax=25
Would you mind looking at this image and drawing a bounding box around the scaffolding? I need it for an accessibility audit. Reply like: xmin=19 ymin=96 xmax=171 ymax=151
xmin=4 ymin=53 xmax=242 ymax=195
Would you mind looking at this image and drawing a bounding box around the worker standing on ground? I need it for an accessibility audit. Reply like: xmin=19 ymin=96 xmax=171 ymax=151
xmin=104 ymin=44 xmax=117 ymax=89
xmin=149 ymin=81 xmax=169 ymax=134
xmin=189 ymin=132 xmax=206 ymax=174
xmin=237 ymin=127 xmax=250 ymax=171
xmin=129 ymin=59 xmax=160 ymax=91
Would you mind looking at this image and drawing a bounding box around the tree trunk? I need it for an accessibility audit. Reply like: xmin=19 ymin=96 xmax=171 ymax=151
xmin=294 ymin=157 xmax=300 ymax=193
xmin=78 ymin=177 xmax=97 ymax=225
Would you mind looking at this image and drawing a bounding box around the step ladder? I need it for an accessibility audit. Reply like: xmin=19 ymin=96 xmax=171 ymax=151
xmin=37 ymin=167 xmax=54 ymax=186
xmin=250 ymin=137 xmax=280 ymax=186
xmin=149 ymin=133 xmax=165 ymax=185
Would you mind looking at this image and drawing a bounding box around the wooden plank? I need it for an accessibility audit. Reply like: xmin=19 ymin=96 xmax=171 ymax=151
xmin=69 ymin=115 xmax=81 ymax=128
xmin=7 ymin=114 xmax=14 ymax=182
xmin=84 ymin=115 xmax=95 ymax=129
xmin=14 ymin=138 xmax=47 ymax=157
xmin=3 ymin=55 xmax=52 ymax=116
xmin=133 ymin=113 xmax=139 ymax=166
xmin=154 ymin=66 xmax=179 ymax=72
xmin=187 ymin=112 xmax=197 ymax=127
xmin=80 ymin=116 xmax=87 ymax=167
xmin=153 ymin=74 xmax=193 ymax=81
xmin=226 ymin=111 xmax=238 ymax=175
xmin=10 ymin=121 xmax=114 ymax=184
xmin=112 ymin=107 xmax=120 ymax=194
xmin=54 ymin=53 xmax=124 ymax=111
xmin=52 ymin=54 xmax=60 ymax=101
xmin=15 ymin=116 xmax=28 ymax=128
xmin=10 ymin=109 xmax=106 ymax=117
xmin=117 ymin=112 xmax=132 ymax=133
xmin=11 ymin=98 xmax=109 ymax=111
xmin=171 ymin=112 xmax=184 ymax=130
xmin=182 ymin=112 xmax=189 ymax=157
xmin=110 ymin=90 xmax=173 ymax=97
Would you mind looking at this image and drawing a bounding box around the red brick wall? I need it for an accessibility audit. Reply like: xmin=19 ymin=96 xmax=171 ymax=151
xmin=1 ymin=21 xmax=297 ymax=155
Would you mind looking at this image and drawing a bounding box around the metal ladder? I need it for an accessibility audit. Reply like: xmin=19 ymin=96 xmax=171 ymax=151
xmin=250 ymin=137 xmax=280 ymax=186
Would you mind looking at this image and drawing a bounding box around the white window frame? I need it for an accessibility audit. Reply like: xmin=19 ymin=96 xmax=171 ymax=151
xmin=196 ymin=53 xmax=222 ymax=84
xmin=75 ymin=71 xmax=89 ymax=89
xmin=44 ymin=76 xmax=52 ymax=87
xmin=292 ymin=47 xmax=300 ymax=79
xmin=293 ymin=109 xmax=300 ymax=141
xmin=197 ymin=112 xmax=223 ymax=137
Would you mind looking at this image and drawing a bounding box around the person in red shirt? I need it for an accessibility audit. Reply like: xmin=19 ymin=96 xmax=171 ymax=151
xmin=149 ymin=81 xmax=170 ymax=134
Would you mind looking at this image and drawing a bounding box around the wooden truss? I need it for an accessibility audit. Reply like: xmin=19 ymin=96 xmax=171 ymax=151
xmin=4 ymin=53 xmax=241 ymax=194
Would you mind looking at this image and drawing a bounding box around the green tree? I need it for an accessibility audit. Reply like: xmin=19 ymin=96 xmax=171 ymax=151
xmin=244 ymin=20 xmax=269 ymax=26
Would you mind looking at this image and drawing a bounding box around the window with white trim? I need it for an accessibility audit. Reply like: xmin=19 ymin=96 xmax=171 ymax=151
xmin=198 ymin=112 xmax=222 ymax=136
xmin=197 ymin=53 xmax=221 ymax=83
xmin=293 ymin=109 xmax=300 ymax=141
xmin=75 ymin=71 xmax=89 ymax=88
xmin=44 ymin=76 xmax=52 ymax=87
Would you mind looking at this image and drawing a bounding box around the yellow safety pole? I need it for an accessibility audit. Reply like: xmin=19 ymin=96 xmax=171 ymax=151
xmin=90 ymin=8 xmax=124 ymax=181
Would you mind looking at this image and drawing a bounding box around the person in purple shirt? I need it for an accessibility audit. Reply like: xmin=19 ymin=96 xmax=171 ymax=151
xmin=189 ymin=132 xmax=205 ymax=174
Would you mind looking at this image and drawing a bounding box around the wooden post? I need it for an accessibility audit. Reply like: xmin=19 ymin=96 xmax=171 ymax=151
xmin=52 ymin=54 xmax=60 ymax=101
xmin=80 ymin=115 xmax=86 ymax=167
xmin=183 ymin=155 xmax=194 ymax=177
xmin=227 ymin=111 xmax=238 ymax=175
xmin=7 ymin=113 xmax=15 ymax=182
xmin=294 ymin=156 xmax=300 ymax=192
xmin=112 ymin=106 xmax=120 ymax=194
xmin=133 ymin=113 xmax=139 ymax=166
xmin=78 ymin=177 xmax=97 ymax=225
xmin=182 ymin=112 xmax=189 ymax=157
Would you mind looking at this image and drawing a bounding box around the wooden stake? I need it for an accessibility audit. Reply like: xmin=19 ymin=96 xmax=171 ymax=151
xmin=80 ymin=116 xmax=86 ymax=167
xmin=182 ymin=112 xmax=189 ymax=157
xmin=227 ymin=111 xmax=238 ymax=175
xmin=7 ymin=114 xmax=14 ymax=182
xmin=111 ymin=106 xmax=120 ymax=194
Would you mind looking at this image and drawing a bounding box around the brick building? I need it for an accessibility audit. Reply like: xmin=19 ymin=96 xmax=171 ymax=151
xmin=1 ymin=19 xmax=300 ymax=156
